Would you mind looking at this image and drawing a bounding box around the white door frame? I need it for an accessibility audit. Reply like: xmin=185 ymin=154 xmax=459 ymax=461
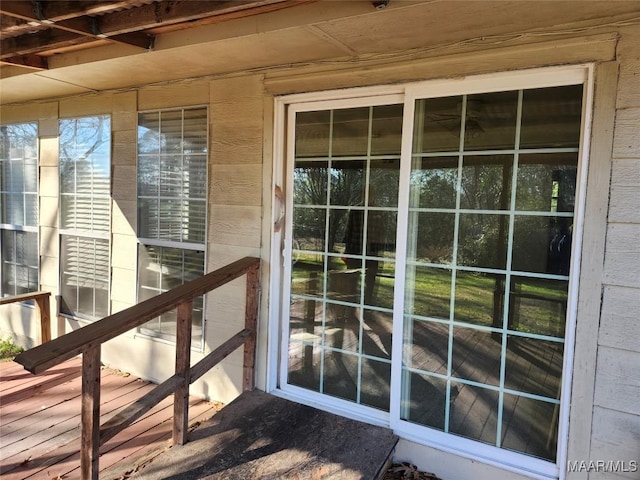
xmin=267 ymin=64 xmax=595 ymax=480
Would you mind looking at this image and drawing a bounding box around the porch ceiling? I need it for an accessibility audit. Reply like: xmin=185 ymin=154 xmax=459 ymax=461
xmin=1 ymin=0 xmax=639 ymax=105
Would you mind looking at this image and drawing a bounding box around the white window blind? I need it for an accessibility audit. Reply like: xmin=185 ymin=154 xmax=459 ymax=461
xmin=0 ymin=123 xmax=39 ymax=297
xmin=59 ymin=116 xmax=111 ymax=320
xmin=137 ymin=107 xmax=208 ymax=345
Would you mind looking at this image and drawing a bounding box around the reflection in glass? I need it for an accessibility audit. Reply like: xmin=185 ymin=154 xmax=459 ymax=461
xmin=159 ymin=110 xmax=183 ymax=154
xmin=512 ymin=216 xmax=573 ymax=275
xmin=137 ymin=245 xmax=204 ymax=343
xmin=288 ymin=342 xmax=321 ymax=392
xmin=457 ymin=214 xmax=509 ymax=269
xmin=366 ymin=262 xmax=395 ymax=309
xmin=402 ymin=372 xmax=446 ymax=429
xmin=366 ymin=210 xmax=397 ymax=259
xmin=410 ymin=156 xmax=458 ymax=209
xmin=404 ymin=319 xmax=448 ymax=375
xmin=324 ymin=305 xmax=359 ymax=352
xmin=399 ymin=83 xmax=582 ymax=460
xmin=137 ymin=108 xmax=207 ymax=244
xmin=406 ymin=266 xmax=451 ymax=320
xmin=520 ymin=85 xmax=583 ymax=149
xmin=60 ymin=236 xmax=110 ymax=320
xmin=291 ymin=259 xmax=323 ymax=297
xmin=362 ymin=311 xmax=392 ymax=360
xmin=293 ymin=207 xmax=326 ymax=252
xmin=330 ymin=160 xmax=365 ymax=205
xmin=294 ymin=160 xmax=327 ymax=205
xmin=1 ymin=230 xmax=38 ymax=296
xmin=508 ymin=277 xmax=568 ymax=337
xmin=409 ymin=212 xmax=455 ymax=264
xmin=452 ymin=327 xmax=501 ymax=386
xmin=295 ymin=110 xmax=330 ymax=158
xmin=289 ymin=297 xmax=323 ymax=344
xmin=449 ymin=382 xmax=499 ymax=445
xmin=460 ymin=155 xmax=512 ymax=210
xmin=371 ymin=104 xmax=403 ymax=155
xmin=454 ymin=271 xmax=506 ymax=327
xmin=464 ymin=91 xmax=518 ymax=151
xmin=516 ymin=153 xmax=577 ymax=212
xmin=505 ymin=336 xmax=563 ymax=399
xmin=182 ymin=108 xmax=208 ymax=153
xmin=502 ymin=394 xmax=558 ymax=461
xmin=332 ymin=107 xmax=369 ymax=156
xmin=323 ymin=350 xmax=358 ymax=402
xmin=370 ymin=158 xmax=400 ymax=207
xmin=414 ymin=96 xmax=462 ymax=153
xmin=138 ymin=112 xmax=160 ymax=154
xmin=361 ymin=358 xmax=391 ymax=411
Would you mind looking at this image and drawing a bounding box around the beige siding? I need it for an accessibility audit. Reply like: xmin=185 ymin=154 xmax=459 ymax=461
xmin=598 ymin=286 xmax=640 ymax=353
xmin=589 ymin=408 xmax=640 ymax=480
xmin=609 ymin=159 xmax=640 ymax=223
xmin=602 ymin=223 xmax=640 ymax=288
xmin=594 ymin=347 xmax=640 ymax=416
xmin=587 ymin=23 xmax=640 ymax=480
xmin=138 ymin=79 xmax=209 ymax=110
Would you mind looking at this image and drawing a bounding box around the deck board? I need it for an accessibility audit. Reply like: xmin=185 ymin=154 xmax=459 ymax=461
xmin=0 ymin=358 xmax=222 ymax=480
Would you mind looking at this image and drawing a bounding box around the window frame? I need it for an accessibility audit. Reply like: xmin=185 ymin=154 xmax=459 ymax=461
xmin=0 ymin=122 xmax=40 ymax=299
xmin=58 ymin=114 xmax=112 ymax=321
xmin=135 ymin=105 xmax=209 ymax=350
xmin=270 ymin=65 xmax=595 ymax=480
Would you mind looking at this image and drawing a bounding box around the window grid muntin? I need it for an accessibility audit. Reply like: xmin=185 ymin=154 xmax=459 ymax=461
xmin=403 ymin=88 xmax=579 ymax=460
xmin=0 ymin=122 xmax=39 ymax=298
xmin=289 ymin=105 xmax=401 ymax=411
xmin=58 ymin=115 xmax=111 ymax=321
xmin=136 ymin=106 xmax=208 ymax=349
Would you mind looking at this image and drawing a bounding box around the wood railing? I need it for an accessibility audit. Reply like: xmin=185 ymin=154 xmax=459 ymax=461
xmin=0 ymin=291 xmax=51 ymax=344
xmin=13 ymin=257 xmax=260 ymax=480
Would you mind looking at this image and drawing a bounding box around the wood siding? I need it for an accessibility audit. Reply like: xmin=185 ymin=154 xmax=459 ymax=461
xmin=588 ymin=24 xmax=640 ymax=480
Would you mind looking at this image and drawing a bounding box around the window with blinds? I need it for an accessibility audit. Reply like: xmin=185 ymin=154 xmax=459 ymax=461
xmin=0 ymin=123 xmax=39 ymax=297
xmin=137 ymin=107 xmax=208 ymax=346
xmin=59 ymin=116 xmax=111 ymax=320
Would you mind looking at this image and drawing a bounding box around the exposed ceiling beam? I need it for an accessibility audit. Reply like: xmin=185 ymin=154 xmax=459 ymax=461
xmin=0 ymin=1 xmax=141 ymax=23
xmin=96 ymin=0 xmax=287 ymax=35
xmin=0 ymin=1 xmax=153 ymax=49
xmin=0 ymin=29 xmax=89 ymax=59
xmin=1 ymin=54 xmax=49 ymax=70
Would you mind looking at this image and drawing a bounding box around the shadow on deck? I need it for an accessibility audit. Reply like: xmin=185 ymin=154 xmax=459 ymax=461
xmin=109 ymin=389 xmax=399 ymax=480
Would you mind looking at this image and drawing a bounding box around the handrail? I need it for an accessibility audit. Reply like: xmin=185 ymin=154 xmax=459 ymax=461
xmin=13 ymin=256 xmax=260 ymax=480
xmin=0 ymin=291 xmax=51 ymax=344
xmin=15 ymin=257 xmax=259 ymax=374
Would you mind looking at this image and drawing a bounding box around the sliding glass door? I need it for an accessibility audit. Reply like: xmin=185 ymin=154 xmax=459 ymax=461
xmin=278 ymin=67 xmax=587 ymax=473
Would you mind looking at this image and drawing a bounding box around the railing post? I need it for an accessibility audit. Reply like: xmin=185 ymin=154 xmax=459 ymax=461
xmin=243 ymin=264 xmax=259 ymax=391
xmin=173 ymin=300 xmax=193 ymax=446
xmin=81 ymin=345 xmax=101 ymax=480
xmin=34 ymin=293 xmax=51 ymax=344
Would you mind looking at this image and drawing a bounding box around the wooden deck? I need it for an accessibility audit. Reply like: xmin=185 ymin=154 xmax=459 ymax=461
xmin=0 ymin=357 xmax=222 ymax=480
xmin=1 ymin=358 xmax=399 ymax=480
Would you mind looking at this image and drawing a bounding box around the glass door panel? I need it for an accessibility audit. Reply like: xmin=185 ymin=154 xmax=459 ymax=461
xmin=402 ymin=86 xmax=582 ymax=462
xmin=287 ymin=103 xmax=403 ymax=412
